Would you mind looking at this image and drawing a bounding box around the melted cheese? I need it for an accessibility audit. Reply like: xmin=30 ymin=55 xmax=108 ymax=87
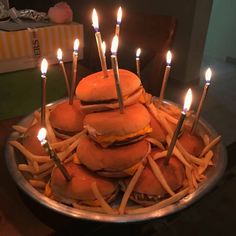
xmin=94 ymin=126 xmax=152 ymax=147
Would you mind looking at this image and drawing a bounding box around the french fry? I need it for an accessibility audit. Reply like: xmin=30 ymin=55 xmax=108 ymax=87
xmin=146 ymin=137 xmax=165 ymax=150
xmin=18 ymin=164 xmax=35 ymax=173
xmin=72 ymin=202 xmax=108 ymax=214
xmin=176 ymin=140 xmax=204 ymax=166
xmin=126 ymin=187 xmax=190 ymax=214
xmin=147 ymin=103 xmax=162 ymax=123
xmin=29 ymin=179 xmax=46 ymax=188
xmin=51 ymin=130 xmax=86 ymax=149
xmin=44 ymin=182 xmax=52 ymax=197
xmin=159 ymin=115 xmax=173 ymax=135
xmin=32 ymin=161 xmax=39 ymax=173
xmin=200 ymin=136 xmax=221 ymax=157
xmin=148 ymin=155 xmax=175 ymax=196
xmin=203 ymin=134 xmax=210 ymax=146
xmin=45 ymin=108 xmax=57 ymax=144
xmin=153 ymin=150 xmax=168 ymax=160
xmin=12 ymin=125 xmax=27 ymax=133
xmin=33 ymin=169 xmax=52 ymax=180
xmin=198 ymin=151 xmax=214 ymax=175
xmin=166 ymin=136 xmax=192 ymax=168
xmin=9 ymin=141 xmax=50 ymax=163
xmin=119 ymin=164 xmax=145 ymax=214
xmin=157 ymin=109 xmax=178 ymax=125
xmin=91 ymin=182 xmax=117 ymax=215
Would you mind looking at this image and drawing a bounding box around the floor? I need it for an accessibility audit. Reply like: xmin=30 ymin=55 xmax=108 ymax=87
xmin=165 ymin=57 xmax=236 ymax=147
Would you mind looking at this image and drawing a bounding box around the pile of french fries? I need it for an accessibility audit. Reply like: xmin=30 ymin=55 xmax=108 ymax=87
xmin=9 ymin=98 xmax=221 ymax=215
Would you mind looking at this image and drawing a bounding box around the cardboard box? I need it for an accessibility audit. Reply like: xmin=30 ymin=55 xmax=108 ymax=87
xmin=0 ymin=22 xmax=84 ymax=73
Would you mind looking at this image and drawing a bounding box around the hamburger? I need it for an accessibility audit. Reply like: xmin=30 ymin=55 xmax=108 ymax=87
xmin=75 ymin=69 xmax=143 ymax=113
xmin=49 ymin=99 xmax=85 ymax=139
xmin=179 ymin=129 xmax=204 ymax=156
xmin=148 ymin=113 xmax=167 ymax=143
xmin=77 ymin=135 xmax=150 ymax=178
xmin=83 ymin=103 xmax=152 ymax=148
xmin=22 ymin=122 xmax=47 ymax=156
xmin=50 ymin=162 xmax=119 ymax=206
xmin=121 ymin=155 xmax=186 ymax=206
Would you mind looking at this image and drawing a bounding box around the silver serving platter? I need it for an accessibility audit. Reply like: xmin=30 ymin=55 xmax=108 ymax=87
xmin=5 ymin=100 xmax=227 ymax=223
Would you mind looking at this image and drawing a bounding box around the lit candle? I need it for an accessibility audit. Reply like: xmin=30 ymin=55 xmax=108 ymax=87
xmin=40 ymin=58 xmax=48 ymax=127
xmin=92 ymin=9 xmax=108 ymax=78
xmin=159 ymin=50 xmax=172 ymax=103
xmin=57 ymin=48 xmax=70 ymax=98
xmin=191 ymin=68 xmax=212 ymax=134
xmin=102 ymin=41 xmax=107 ymax=69
xmin=115 ymin=6 xmax=122 ymax=36
xmin=69 ymin=39 xmax=79 ymax=105
xmin=111 ymin=35 xmax=124 ymax=114
xmin=164 ymin=88 xmax=192 ymax=165
xmin=37 ymin=128 xmax=71 ymax=181
xmin=136 ymin=48 xmax=141 ymax=79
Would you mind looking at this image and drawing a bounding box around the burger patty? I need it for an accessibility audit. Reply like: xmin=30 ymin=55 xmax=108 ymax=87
xmin=80 ymin=88 xmax=141 ymax=105
xmin=110 ymin=135 xmax=146 ymax=147
xmin=54 ymin=128 xmax=79 ymax=136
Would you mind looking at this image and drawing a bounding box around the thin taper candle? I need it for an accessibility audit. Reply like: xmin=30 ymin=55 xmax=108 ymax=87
xmin=111 ymin=35 xmax=124 ymax=113
xmin=136 ymin=48 xmax=141 ymax=79
xmin=69 ymin=39 xmax=79 ymax=104
xmin=159 ymin=51 xmax=172 ymax=103
xmin=37 ymin=128 xmax=71 ymax=182
xmin=57 ymin=48 xmax=70 ymax=98
xmin=191 ymin=68 xmax=212 ymax=134
xmin=115 ymin=6 xmax=122 ymax=36
xmin=92 ymin=9 xmax=108 ymax=78
xmin=164 ymin=89 xmax=192 ymax=165
xmin=40 ymin=58 xmax=48 ymax=127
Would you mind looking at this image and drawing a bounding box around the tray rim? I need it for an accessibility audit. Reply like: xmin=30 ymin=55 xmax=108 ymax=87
xmin=4 ymin=100 xmax=227 ymax=223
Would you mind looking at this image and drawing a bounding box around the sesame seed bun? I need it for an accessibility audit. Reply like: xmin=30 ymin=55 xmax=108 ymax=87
xmin=75 ymin=69 xmax=142 ymax=113
xmin=51 ymin=162 xmax=118 ymax=205
xmin=179 ymin=130 xmax=204 ymax=156
xmin=122 ymin=156 xmax=185 ymax=206
xmin=49 ymin=99 xmax=85 ymax=139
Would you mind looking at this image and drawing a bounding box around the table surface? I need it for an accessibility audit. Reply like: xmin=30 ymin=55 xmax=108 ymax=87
xmin=1 ymin=117 xmax=236 ymax=236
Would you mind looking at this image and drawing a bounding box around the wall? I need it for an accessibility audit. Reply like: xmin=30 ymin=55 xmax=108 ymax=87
xmin=204 ymin=0 xmax=236 ymax=61
xmin=126 ymin=0 xmax=213 ymax=84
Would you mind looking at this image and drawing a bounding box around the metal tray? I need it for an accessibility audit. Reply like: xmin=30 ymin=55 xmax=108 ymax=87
xmin=5 ymin=101 xmax=227 ymax=223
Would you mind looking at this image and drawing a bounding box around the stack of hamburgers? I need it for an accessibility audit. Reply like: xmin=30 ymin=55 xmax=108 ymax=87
xmin=50 ymin=68 xmax=187 ymax=208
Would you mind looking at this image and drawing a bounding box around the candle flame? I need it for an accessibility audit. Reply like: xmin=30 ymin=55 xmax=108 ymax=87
xmin=117 ymin=6 xmax=122 ymax=24
xmin=166 ymin=50 xmax=172 ymax=64
xmin=92 ymin=8 xmax=99 ymax=31
xmin=205 ymin=67 xmax=212 ymax=83
xmin=73 ymin=39 xmax=80 ymax=52
xmin=136 ymin=48 xmax=141 ymax=58
xmin=183 ymin=88 xmax=192 ymax=113
xmin=102 ymin=41 xmax=106 ymax=55
xmin=111 ymin=35 xmax=119 ymax=55
xmin=57 ymin=48 xmax=62 ymax=61
xmin=41 ymin=58 xmax=48 ymax=75
xmin=37 ymin=127 xmax=47 ymax=142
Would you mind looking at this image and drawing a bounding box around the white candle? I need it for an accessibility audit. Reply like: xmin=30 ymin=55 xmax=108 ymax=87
xmin=115 ymin=6 xmax=122 ymax=36
xmin=92 ymin=9 xmax=108 ymax=78
xmin=191 ymin=68 xmax=212 ymax=134
xmin=69 ymin=39 xmax=79 ymax=104
xmin=57 ymin=48 xmax=70 ymax=98
xmin=111 ymin=35 xmax=124 ymax=113
xmin=40 ymin=58 xmax=48 ymax=127
xmin=165 ymin=88 xmax=192 ymax=165
xmin=159 ymin=50 xmax=172 ymax=103
xmin=136 ymin=48 xmax=141 ymax=79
